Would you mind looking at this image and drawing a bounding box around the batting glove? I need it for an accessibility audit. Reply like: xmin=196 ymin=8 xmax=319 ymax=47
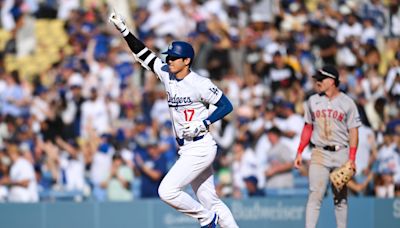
xmin=182 ymin=121 xmax=207 ymax=139
xmin=109 ymin=12 xmax=129 ymax=36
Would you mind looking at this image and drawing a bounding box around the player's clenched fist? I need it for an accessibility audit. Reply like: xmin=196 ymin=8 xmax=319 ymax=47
xmin=182 ymin=121 xmax=207 ymax=139
xmin=109 ymin=12 xmax=128 ymax=34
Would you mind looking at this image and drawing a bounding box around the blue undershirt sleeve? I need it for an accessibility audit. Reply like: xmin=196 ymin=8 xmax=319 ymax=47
xmin=203 ymin=94 xmax=233 ymax=127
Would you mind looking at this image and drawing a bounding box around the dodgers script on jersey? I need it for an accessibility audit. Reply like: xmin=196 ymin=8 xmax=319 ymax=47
xmin=152 ymin=58 xmax=222 ymax=139
xmin=304 ymin=92 xmax=361 ymax=147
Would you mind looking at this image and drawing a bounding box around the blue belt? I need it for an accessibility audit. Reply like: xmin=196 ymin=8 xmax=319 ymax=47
xmin=176 ymin=135 xmax=205 ymax=146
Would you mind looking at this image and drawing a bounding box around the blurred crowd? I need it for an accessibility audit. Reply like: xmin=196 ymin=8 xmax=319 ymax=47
xmin=0 ymin=0 xmax=400 ymax=203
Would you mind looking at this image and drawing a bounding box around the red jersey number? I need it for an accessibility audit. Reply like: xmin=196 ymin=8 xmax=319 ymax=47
xmin=184 ymin=109 xmax=195 ymax=121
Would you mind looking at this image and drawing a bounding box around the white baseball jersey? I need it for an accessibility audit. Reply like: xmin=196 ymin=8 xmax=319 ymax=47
xmin=9 ymin=158 xmax=38 ymax=202
xmin=152 ymin=59 xmax=222 ymax=139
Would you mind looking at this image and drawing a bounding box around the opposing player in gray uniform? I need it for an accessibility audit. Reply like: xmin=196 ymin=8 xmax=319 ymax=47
xmin=294 ymin=65 xmax=361 ymax=228
xmin=109 ymin=13 xmax=238 ymax=228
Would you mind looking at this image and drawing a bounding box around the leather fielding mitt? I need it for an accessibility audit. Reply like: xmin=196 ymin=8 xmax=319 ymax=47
xmin=330 ymin=161 xmax=355 ymax=192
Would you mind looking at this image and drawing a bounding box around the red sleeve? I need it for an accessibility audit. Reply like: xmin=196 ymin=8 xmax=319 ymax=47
xmin=297 ymin=123 xmax=313 ymax=155
xmin=349 ymin=147 xmax=357 ymax=161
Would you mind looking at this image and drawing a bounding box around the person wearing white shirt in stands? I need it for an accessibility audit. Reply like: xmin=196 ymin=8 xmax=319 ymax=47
xmin=231 ymin=141 xmax=258 ymax=197
xmin=336 ymin=13 xmax=363 ymax=44
xmin=90 ymin=136 xmax=114 ymax=201
xmin=0 ymin=140 xmax=38 ymax=202
xmin=275 ymin=101 xmax=304 ymax=160
xmin=0 ymin=147 xmax=9 ymax=202
xmin=142 ymin=1 xmax=187 ymax=38
xmin=355 ymin=124 xmax=377 ymax=176
xmin=80 ymin=87 xmax=111 ymax=138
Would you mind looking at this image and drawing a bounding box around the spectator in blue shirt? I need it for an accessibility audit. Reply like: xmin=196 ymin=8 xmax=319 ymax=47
xmin=243 ymin=175 xmax=265 ymax=197
xmin=134 ymin=139 xmax=168 ymax=198
xmin=158 ymin=121 xmax=177 ymax=169
xmin=1 ymin=71 xmax=30 ymax=118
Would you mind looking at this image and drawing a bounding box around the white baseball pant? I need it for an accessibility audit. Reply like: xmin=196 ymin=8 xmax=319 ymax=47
xmin=158 ymin=134 xmax=238 ymax=227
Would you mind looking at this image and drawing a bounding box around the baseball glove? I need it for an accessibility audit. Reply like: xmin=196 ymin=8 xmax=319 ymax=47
xmin=330 ymin=161 xmax=355 ymax=192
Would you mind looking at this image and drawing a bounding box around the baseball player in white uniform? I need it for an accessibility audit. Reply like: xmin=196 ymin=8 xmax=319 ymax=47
xmin=294 ymin=65 xmax=361 ymax=228
xmin=109 ymin=13 xmax=238 ymax=228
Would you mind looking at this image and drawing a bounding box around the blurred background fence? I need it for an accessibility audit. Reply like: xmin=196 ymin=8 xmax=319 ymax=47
xmin=0 ymin=197 xmax=399 ymax=228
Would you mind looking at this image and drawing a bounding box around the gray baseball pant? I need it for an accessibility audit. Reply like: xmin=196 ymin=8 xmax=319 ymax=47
xmin=306 ymin=148 xmax=349 ymax=228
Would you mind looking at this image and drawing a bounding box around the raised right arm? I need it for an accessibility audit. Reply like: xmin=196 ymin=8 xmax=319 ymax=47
xmin=109 ymin=13 xmax=158 ymax=72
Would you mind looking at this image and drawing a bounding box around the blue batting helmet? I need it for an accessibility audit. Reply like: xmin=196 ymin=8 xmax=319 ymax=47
xmin=162 ymin=41 xmax=195 ymax=59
